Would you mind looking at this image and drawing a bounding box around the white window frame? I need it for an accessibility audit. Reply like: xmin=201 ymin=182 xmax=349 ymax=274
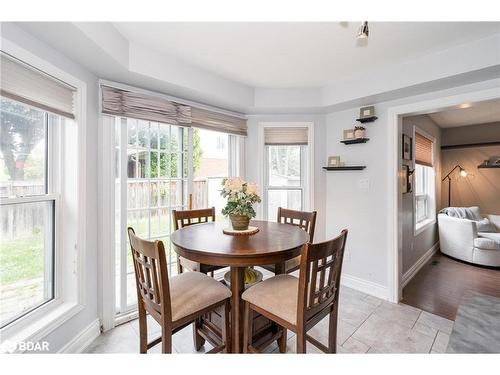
xmin=0 ymin=39 xmax=87 ymax=350
xmin=413 ymin=126 xmax=436 ymax=236
xmin=99 ymin=80 xmax=245 ymax=330
xmin=258 ymin=122 xmax=313 ymax=221
xmin=264 ymin=144 xmax=307 ymax=221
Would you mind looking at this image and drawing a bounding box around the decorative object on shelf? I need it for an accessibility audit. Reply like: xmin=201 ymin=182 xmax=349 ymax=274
xmin=354 ymin=126 xmax=366 ymax=139
xmin=221 ymin=177 xmax=261 ymax=231
xmin=402 ymin=134 xmax=412 ymax=160
xmin=223 ymin=226 xmax=259 ymax=236
xmin=441 ymin=165 xmax=468 ymax=207
xmin=341 ymin=138 xmax=369 ymax=145
xmin=357 ymin=22 xmax=369 ymax=39
xmin=402 ymin=165 xmax=413 ymax=194
xmin=323 ymin=166 xmax=366 ymax=171
xmin=356 ymin=106 xmax=377 ymax=123
xmin=343 ymin=128 xmax=355 ymax=140
xmin=224 ymin=268 xmax=263 ymax=288
xmin=328 ymin=156 xmax=341 ymax=167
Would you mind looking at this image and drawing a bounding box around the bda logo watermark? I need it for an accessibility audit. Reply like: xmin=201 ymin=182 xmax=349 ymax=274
xmin=1 ymin=339 xmax=49 ymax=353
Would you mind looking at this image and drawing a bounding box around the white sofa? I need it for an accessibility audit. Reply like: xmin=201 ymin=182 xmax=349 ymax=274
xmin=438 ymin=207 xmax=500 ymax=267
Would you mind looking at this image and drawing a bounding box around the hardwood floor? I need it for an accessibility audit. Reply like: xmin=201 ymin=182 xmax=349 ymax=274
xmin=402 ymin=252 xmax=500 ymax=321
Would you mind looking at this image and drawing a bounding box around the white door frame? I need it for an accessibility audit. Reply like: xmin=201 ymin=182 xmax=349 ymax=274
xmin=387 ymin=85 xmax=500 ymax=303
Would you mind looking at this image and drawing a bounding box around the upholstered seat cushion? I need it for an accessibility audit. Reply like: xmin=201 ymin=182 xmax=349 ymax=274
xmin=179 ymin=256 xmax=201 ymax=272
xmin=241 ymin=274 xmax=299 ymax=325
xmin=475 ymin=232 xmax=500 ymax=250
xmin=170 ymin=271 xmax=231 ymax=322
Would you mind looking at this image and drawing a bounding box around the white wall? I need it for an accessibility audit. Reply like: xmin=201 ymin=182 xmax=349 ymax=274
xmin=401 ymin=115 xmax=442 ymax=275
xmin=323 ymin=78 xmax=500 ymax=299
xmin=1 ymin=23 xmax=99 ymax=352
xmin=245 ymin=114 xmax=326 ymax=242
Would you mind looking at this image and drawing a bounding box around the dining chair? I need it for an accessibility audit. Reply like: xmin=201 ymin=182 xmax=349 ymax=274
xmin=242 ymin=229 xmax=348 ymax=353
xmin=172 ymin=207 xmax=226 ymax=275
xmin=127 ymin=227 xmax=231 ymax=353
xmin=261 ymin=207 xmax=317 ymax=274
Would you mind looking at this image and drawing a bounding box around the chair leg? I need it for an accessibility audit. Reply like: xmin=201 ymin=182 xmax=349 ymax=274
xmin=138 ymin=304 xmax=148 ymax=353
xmin=222 ymin=300 xmax=231 ymax=353
xmin=277 ymin=327 xmax=287 ymax=353
xmin=192 ymin=317 xmax=205 ymax=351
xmin=161 ymin=327 xmax=172 ymax=354
xmin=328 ymin=308 xmax=338 ymax=354
xmin=242 ymin=301 xmax=253 ymax=353
xmin=296 ymin=332 xmax=306 ymax=354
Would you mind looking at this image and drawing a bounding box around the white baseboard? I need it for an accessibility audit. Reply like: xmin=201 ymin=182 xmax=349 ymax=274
xmin=58 ymin=319 xmax=101 ymax=353
xmin=402 ymin=242 xmax=439 ymax=288
xmin=341 ymin=274 xmax=390 ymax=301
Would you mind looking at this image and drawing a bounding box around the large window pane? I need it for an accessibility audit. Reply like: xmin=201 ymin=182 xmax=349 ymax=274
xmin=0 ymin=200 xmax=54 ymax=327
xmin=268 ymin=145 xmax=301 ymax=187
xmin=267 ymin=190 xmax=302 ymax=222
xmin=193 ymin=128 xmax=228 ymax=217
xmin=0 ymin=97 xmax=47 ymax=198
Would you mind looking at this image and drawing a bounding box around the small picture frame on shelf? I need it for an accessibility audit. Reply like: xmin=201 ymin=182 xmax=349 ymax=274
xmin=359 ymin=106 xmax=375 ymax=119
xmin=343 ymin=129 xmax=355 ymax=140
xmin=328 ymin=156 xmax=341 ymax=167
xmin=402 ymin=134 xmax=412 ymax=160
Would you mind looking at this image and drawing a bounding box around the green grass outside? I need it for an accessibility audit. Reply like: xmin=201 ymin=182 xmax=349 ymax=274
xmin=0 ymin=234 xmax=44 ymax=285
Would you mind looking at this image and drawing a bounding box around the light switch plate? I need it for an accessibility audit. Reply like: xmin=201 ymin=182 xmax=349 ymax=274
xmin=358 ymin=178 xmax=370 ymax=191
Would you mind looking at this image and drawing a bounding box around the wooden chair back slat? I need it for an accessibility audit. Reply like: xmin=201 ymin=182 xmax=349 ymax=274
xmin=297 ymin=229 xmax=348 ymax=323
xmin=128 ymin=227 xmax=172 ymax=321
xmin=277 ymin=207 xmax=317 ymax=243
xmin=172 ymin=207 xmax=216 ymax=230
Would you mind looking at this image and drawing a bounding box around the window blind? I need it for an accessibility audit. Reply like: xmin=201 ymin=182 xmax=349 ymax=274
xmin=1 ymin=52 xmax=76 ymax=119
xmin=415 ymin=132 xmax=433 ymax=167
xmin=101 ymin=85 xmax=191 ymax=125
xmin=264 ymin=127 xmax=308 ymax=145
xmin=191 ymin=107 xmax=247 ymax=136
xmin=101 ymin=85 xmax=247 ymax=136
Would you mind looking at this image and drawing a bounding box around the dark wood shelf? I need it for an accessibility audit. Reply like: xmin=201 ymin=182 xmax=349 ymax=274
xmin=341 ymin=138 xmax=369 ymax=145
xmin=356 ymin=116 xmax=378 ymax=123
xmin=323 ymin=166 xmax=366 ymax=171
xmin=441 ymin=141 xmax=500 ymax=150
xmin=478 ymin=164 xmax=500 ymax=169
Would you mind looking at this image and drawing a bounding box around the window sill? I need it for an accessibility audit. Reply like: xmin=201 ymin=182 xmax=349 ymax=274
xmin=0 ymin=301 xmax=84 ymax=353
xmin=414 ymin=218 xmax=436 ymax=236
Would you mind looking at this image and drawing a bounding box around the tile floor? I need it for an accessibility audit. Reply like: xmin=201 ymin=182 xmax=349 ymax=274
xmin=85 ymin=285 xmax=453 ymax=354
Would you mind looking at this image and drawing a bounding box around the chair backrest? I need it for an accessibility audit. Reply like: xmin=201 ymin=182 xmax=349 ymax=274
xmin=127 ymin=227 xmax=171 ymax=322
xmin=277 ymin=207 xmax=317 ymax=243
xmin=297 ymin=229 xmax=348 ymax=325
xmin=172 ymin=207 xmax=216 ymax=230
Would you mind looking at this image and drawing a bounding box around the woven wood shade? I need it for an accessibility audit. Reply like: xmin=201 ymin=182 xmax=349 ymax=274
xmin=415 ymin=132 xmax=433 ymax=167
xmin=264 ymin=127 xmax=308 ymax=145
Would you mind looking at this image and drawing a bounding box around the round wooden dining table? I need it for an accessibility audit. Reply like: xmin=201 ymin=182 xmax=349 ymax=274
xmin=170 ymin=219 xmax=309 ymax=353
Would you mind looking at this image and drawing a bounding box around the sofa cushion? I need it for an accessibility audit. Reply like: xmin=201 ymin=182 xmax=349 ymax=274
xmin=440 ymin=206 xmax=482 ymax=221
xmin=475 ymin=232 xmax=500 ymax=251
xmin=476 ymin=218 xmax=497 ymax=233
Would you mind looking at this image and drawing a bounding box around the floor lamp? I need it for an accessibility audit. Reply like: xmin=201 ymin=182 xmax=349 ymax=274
xmin=442 ymin=164 xmax=468 ymax=207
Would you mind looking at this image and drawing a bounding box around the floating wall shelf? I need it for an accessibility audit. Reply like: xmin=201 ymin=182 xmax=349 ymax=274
xmin=355 ymin=116 xmax=378 ymax=124
xmin=477 ymin=163 xmax=500 ymax=169
xmin=340 ymin=138 xmax=370 ymax=145
xmin=323 ymin=166 xmax=366 ymax=171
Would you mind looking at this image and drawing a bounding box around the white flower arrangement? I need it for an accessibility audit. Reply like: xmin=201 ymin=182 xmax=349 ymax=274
xmin=220 ymin=177 xmax=261 ymax=218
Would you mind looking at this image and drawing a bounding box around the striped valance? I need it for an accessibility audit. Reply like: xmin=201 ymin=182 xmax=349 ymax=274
xmin=101 ymin=85 xmax=247 ymax=136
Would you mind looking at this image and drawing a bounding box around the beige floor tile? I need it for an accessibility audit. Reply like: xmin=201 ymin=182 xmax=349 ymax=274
xmin=352 ymin=313 xmax=434 ymax=353
xmin=341 ymin=336 xmax=370 ymax=353
xmin=417 ymin=311 xmax=454 ymax=335
xmin=431 ymin=331 xmax=450 ymax=353
xmin=372 ymin=302 xmax=422 ymax=328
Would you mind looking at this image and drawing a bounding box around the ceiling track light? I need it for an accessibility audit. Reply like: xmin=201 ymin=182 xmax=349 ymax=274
xmin=357 ymin=21 xmax=369 ymax=39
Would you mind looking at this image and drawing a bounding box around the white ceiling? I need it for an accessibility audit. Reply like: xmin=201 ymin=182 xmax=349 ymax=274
xmin=428 ymin=98 xmax=500 ymax=128
xmin=112 ymin=22 xmax=500 ymax=88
